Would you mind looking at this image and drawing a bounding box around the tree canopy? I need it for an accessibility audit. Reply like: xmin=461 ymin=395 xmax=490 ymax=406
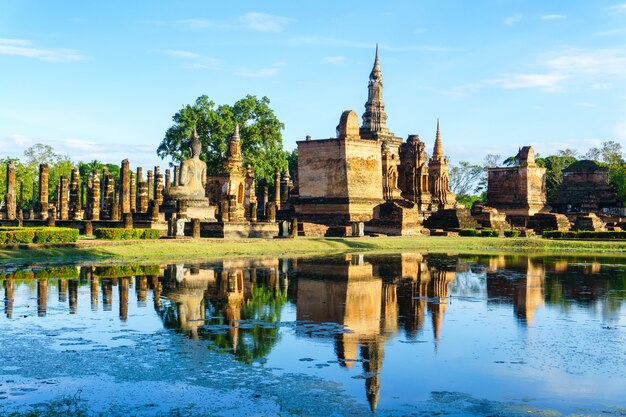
xmin=157 ymin=95 xmax=288 ymax=187
xmin=0 ymin=144 xmax=73 ymax=208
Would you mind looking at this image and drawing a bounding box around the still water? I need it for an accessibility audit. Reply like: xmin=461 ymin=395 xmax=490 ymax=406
xmin=0 ymin=253 xmax=625 ymax=416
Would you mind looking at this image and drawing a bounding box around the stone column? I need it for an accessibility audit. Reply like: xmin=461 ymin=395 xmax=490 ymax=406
xmin=274 ymin=167 xmax=281 ymax=211
xmin=150 ymin=200 xmax=160 ymax=222
xmin=111 ymin=186 xmax=120 ymax=221
xmin=281 ymin=171 xmax=290 ymax=206
xmin=69 ymin=167 xmax=82 ymax=220
xmin=123 ymin=212 xmax=133 ymax=229
xmin=147 ymin=170 xmax=154 ymax=202
xmin=165 ymin=169 xmax=171 ymax=194
xmin=120 ymin=159 xmax=131 ymax=214
xmin=173 ymin=166 xmax=180 ymax=187
xmin=5 ymin=161 xmax=16 ymax=220
xmin=103 ymin=168 xmax=114 ymax=219
xmin=138 ymin=180 xmax=149 ymax=213
xmin=153 ymin=167 xmax=160 ymax=202
xmin=38 ymin=164 xmax=49 ymax=220
xmin=84 ymin=220 xmax=93 ymax=236
xmin=191 ymin=218 xmax=200 ymax=238
xmin=267 ymin=201 xmax=276 ymax=222
xmin=250 ymin=201 xmax=258 ymax=222
xmin=59 ymin=176 xmax=69 ymax=220
xmin=130 ymin=172 xmax=136 ymax=213
xmin=90 ymin=170 xmax=101 ymax=220
xmin=155 ymin=173 xmax=164 ymax=206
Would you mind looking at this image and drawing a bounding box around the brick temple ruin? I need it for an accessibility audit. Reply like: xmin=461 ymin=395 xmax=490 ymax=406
xmin=291 ymin=46 xmax=476 ymax=236
xmin=1 ymin=46 xmax=624 ymax=238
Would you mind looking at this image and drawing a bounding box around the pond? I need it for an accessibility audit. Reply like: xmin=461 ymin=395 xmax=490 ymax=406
xmin=0 ymin=253 xmax=625 ymax=416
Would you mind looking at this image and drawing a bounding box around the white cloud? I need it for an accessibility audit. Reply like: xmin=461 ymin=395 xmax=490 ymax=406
xmin=322 ymin=56 xmax=347 ymax=64
xmin=176 ymin=18 xmax=211 ymax=29
xmin=577 ymin=102 xmax=598 ymax=108
xmin=610 ymin=3 xmax=626 ymax=12
xmin=595 ymin=28 xmax=626 ymax=37
xmin=240 ymin=12 xmax=292 ymax=32
xmin=544 ymin=49 xmax=626 ymax=76
xmin=64 ymin=139 xmax=104 ymax=152
xmin=413 ymin=28 xmax=427 ymax=34
xmin=591 ymin=82 xmax=613 ymax=90
xmin=163 ymin=50 xmax=222 ymax=70
xmin=504 ymin=14 xmax=523 ymax=25
xmin=541 ymin=14 xmax=566 ymax=20
xmin=0 ymin=38 xmax=86 ymax=62
xmin=491 ymin=73 xmax=568 ymax=92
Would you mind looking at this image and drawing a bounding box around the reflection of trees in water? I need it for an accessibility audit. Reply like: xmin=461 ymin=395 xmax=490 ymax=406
xmin=156 ymin=265 xmax=288 ymax=365
xmin=203 ymin=286 xmax=287 ymax=364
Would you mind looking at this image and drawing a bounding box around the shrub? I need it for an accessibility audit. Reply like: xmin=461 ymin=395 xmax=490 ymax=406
xmin=543 ymin=230 xmax=626 ymax=240
xmin=33 ymin=228 xmax=79 ymax=243
xmin=140 ymin=229 xmax=161 ymax=240
xmin=459 ymin=229 xmax=480 ymax=237
xmin=504 ymin=230 xmax=521 ymax=238
xmin=480 ymin=229 xmax=499 ymax=237
xmin=0 ymin=227 xmax=78 ymax=245
xmin=94 ymin=228 xmax=160 ymax=240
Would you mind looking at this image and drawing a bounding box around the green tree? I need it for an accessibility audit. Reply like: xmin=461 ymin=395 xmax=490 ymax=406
xmin=287 ymin=148 xmax=298 ymax=181
xmin=536 ymin=152 xmax=578 ymax=201
xmin=450 ymin=161 xmax=485 ymax=197
xmin=157 ymin=95 xmax=288 ymax=188
xmin=584 ymin=141 xmax=624 ymax=166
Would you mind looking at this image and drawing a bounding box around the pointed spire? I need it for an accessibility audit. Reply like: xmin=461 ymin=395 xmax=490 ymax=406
xmin=192 ymin=125 xmax=198 ymax=141
xmin=370 ymin=43 xmax=382 ymax=81
xmin=231 ymin=124 xmax=240 ymax=142
xmin=433 ymin=118 xmax=444 ymax=158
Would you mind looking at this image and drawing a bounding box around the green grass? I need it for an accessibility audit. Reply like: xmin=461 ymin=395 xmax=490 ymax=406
xmin=1 ymin=235 xmax=626 ymax=266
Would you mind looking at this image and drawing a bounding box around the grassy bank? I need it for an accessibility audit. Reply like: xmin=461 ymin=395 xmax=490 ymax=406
xmin=1 ymin=235 xmax=626 ymax=266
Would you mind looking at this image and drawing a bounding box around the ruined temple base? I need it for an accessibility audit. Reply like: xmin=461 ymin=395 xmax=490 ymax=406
xmin=423 ymin=208 xmax=479 ymax=231
xmin=572 ymin=213 xmax=606 ymax=231
xmin=471 ymin=204 xmax=509 ymax=230
xmin=526 ymin=213 xmax=570 ymax=233
xmin=160 ymin=198 xmax=217 ymax=222
xmin=365 ymin=200 xmax=424 ymax=236
xmin=197 ymin=221 xmax=279 ymax=238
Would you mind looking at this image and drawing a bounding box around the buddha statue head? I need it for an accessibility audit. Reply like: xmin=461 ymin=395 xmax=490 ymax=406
xmin=189 ymin=126 xmax=202 ymax=158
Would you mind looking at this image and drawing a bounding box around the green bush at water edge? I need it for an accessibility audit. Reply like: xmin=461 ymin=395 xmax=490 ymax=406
xmin=94 ymin=228 xmax=161 ymax=240
xmin=0 ymin=227 xmax=78 ymax=244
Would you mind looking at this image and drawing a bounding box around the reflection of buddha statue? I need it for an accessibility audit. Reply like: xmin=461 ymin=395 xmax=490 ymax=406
xmin=167 ymin=127 xmax=207 ymax=199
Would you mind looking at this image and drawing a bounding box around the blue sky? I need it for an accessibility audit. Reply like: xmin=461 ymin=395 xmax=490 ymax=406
xmin=1 ymin=1 xmax=625 ymax=170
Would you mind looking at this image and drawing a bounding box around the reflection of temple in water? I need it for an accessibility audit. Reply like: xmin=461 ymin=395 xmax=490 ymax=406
xmin=295 ymin=253 xmax=456 ymax=412
xmin=486 ymin=257 xmax=546 ymax=325
xmin=158 ymin=259 xmax=287 ymax=359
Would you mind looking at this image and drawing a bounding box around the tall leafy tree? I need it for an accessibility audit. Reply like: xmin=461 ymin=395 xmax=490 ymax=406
xmin=157 ymin=95 xmax=288 ymax=188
